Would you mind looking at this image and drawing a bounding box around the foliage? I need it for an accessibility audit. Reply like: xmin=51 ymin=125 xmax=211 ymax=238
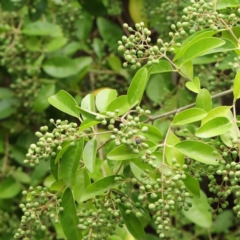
xmin=1 ymin=0 xmax=240 ymax=240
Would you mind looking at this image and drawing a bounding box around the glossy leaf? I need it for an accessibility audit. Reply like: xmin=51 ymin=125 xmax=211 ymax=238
xmin=166 ymin=131 xmax=184 ymax=166
xmin=196 ymin=88 xmax=212 ymax=112
xmin=137 ymin=124 xmax=162 ymax=143
xmin=97 ymin=18 xmax=123 ymax=52
xmin=117 ymin=203 xmax=146 ymax=240
xmin=233 ymin=71 xmax=240 ymax=101
xmin=33 ymin=83 xmax=55 ymax=112
xmin=48 ymin=90 xmax=80 ymax=118
xmin=73 ymin=169 xmax=90 ymax=203
xmin=59 ymin=188 xmax=82 ymax=239
xmin=96 ymin=89 xmax=117 ymax=112
xmin=174 ymin=140 xmax=221 ymax=165
xmin=107 ymin=95 xmax=130 ymax=116
xmin=182 ymin=190 xmax=212 ymax=228
xmin=81 ymin=93 xmax=95 ymax=119
xmin=149 ymin=60 xmax=173 ymax=74
xmin=180 ymin=60 xmax=193 ymax=80
xmin=196 ymin=117 xmax=232 ymax=138
xmin=43 ymin=56 xmax=79 ymax=78
xmin=83 ymin=138 xmax=97 ymax=173
xmin=80 ymin=175 xmax=122 ymax=202
xmin=202 ymin=106 xmax=231 ymax=125
xmin=182 ymin=173 xmax=200 ymax=198
xmin=181 ymin=38 xmax=225 ymax=65
xmin=127 ymin=67 xmax=148 ymax=107
xmin=185 ymin=77 xmax=201 ymax=93
xmin=22 ymin=21 xmax=62 ymax=37
xmin=174 ymin=29 xmax=219 ymax=61
xmin=76 ymin=106 xmax=105 ymax=121
xmin=78 ymin=119 xmax=100 ymax=132
xmin=59 ymin=139 xmax=84 ymax=187
xmin=172 ymin=108 xmax=207 ymax=126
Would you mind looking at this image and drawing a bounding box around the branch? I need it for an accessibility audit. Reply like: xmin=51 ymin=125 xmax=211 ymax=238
xmin=145 ymin=89 xmax=233 ymax=123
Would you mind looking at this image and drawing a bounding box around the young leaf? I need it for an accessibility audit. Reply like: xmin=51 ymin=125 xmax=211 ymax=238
xmin=83 ymin=138 xmax=97 ymax=173
xmin=127 ymin=67 xmax=148 ymax=108
xmin=48 ymin=90 xmax=80 ymax=118
xmin=174 ymin=140 xmax=221 ymax=165
xmin=107 ymin=95 xmax=130 ymax=116
xmin=181 ymin=38 xmax=225 ymax=65
xmin=96 ymin=89 xmax=117 ymax=112
xmin=196 ymin=117 xmax=232 ymax=138
xmin=59 ymin=139 xmax=84 ymax=187
xmin=179 ymin=60 xmax=193 ymax=80
xmin=59 ymin=188 xmax=82 ymax=240
xmin=172 ymin=108 xmax=207 ymax=126
xmin=148 ymin=60 xmax=173 ymax=74
xmin=196 ymin=88 xmax=212 ymax=112
xmin=117 ymin=203 xmax=146 ymax=240
xmin=174 ymin=29 xmax=219 ymax=61
xmin=202 ymin=106 xmax=231 ymax=125
xmin=185 ymin=77 xmax=201 ymax=93
xmin=182 ymin=173 xmax=200 ymax=198
xmin=43 ymin=56 xmax=79 ymax=78
xmin=80 ymin=175 xmax=122 ymax=202
xmin=233 ymin=71 xmax=240 ymax=101
xmin=182 ymin=190 xmax=212 ymax=228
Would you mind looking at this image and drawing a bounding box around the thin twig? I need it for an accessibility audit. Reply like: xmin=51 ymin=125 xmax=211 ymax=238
xmin=145 ymin=89 xmax=233 ymax=123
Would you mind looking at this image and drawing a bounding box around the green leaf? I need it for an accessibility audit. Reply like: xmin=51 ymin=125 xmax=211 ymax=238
xmin=22 ymin=21 xmax=62 ymax=37
xmin=24 ymin=36 xmax=41 ymax=52
xmin=117 ymin=203 xmax=146 ymax=240
xmin=185 ymin=77 xmax=201 ymax=93
xmin=180 ymin=38 xmax=225 ymax=65
xmin=96 ymin=89 xmax=117 ymax=112
xmin=149 ymin=60 xmax=173 ymax=74
xmin=33 ymin=83 xmax=55 ymax=112
xmin=166 ymin=131 xmax=184 ymax=166
xmin=81 ymin=93 xmax=95 ymax=119
xmin=108 ymin=54 xmax=122 ymax=72
xmin=196 ymin=117 xmax=232 ymax=138
xmin=138 ymin=124 xmax=162 ymax=143
xmin=97 ymin=17 xmax=123 ymax=52
xmin=107 ymin=95 xmax=130 ymax=116
xmin=179 ymin=60 xmax=193 ymax=80
xmin=0 ymin=87 xmax=14 ymax=99
xmin=0 ymin=176 xmax=21 ymax=199
xmin=127 ymin=67 xmax=148 ymax=107
xmin=233 ymin=71 xmax=240 ymax=101
xmin=212 ymin=210 xmax=234 ymax=233
xmin=43 ymin=56 xmax=79 ymax=78
xmin=48 ymin=90 xmax=80 ymax=118
xmin=182 ymin=190 xmax=212 ymax=228
xmin=78 ymin=119 xmax=100 ymax=132
xmin=80 ymin=175 xmax=122 ymax=202
xmin=173 ymin=108 xmax=207 ymax=126
xmin=202 ymin=106 xmax=231 ymax=125
xmin=76 ymin=106 xmax=105 ymax=121
xmin=12 ymin=171 xmax=31 ymax=184
xmin=92 ymin=38 xmax=105 ymax=59
xmin=45 ymin=37 xmax=67 ymax=52
xmin=59 ymin=139 xmax=84 ymax=187
xmin=83 ymin=138 xmax=97 ymax=173
xmin=0 ymin=98 xmax=18 ymax=119
xmin=217 ymin=0 xmax=240 ymax=9
xmin=59 ymin=188 xmax=82 ymax=239
xmin=55 ymin=143 xmax=71 ymax=164
xmin=78 ymin=0 xmax=107 ymax=16
xmin=174 ymin=29 xmax=219 ymax=61
xmin=196 ymin=88 xmax=212 ymax=112
xmin=73 ymin=169 xmax=90 ymax=203
xmin=62 ymin=42 xmax=82 ymax=56
xmin=174 ymin=140 xmax=221 ymax=165
xmin=222 ymin=27 xmax=240 ymax=55
xmin=182 ymin=173 xmax=200 ymax=198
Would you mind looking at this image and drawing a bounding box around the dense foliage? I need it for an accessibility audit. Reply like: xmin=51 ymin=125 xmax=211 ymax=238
xmin=1 ymin=0 xmax=240 ymax=239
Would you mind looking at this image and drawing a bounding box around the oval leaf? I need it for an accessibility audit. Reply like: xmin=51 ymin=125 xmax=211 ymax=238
xmin=59 ymin=188 xmax=82 ymax=240
xmin=80 ymin=175 xmax=122 ymax=202
xmin=83 ymin=138 xmax=97 ymax=173
xmin=96 ymin=89 xmax=117 ymax=112
xmin=173 ymin=108 xmax=207 ymax=126
xmin=182 ymin=173 xmax=200 ymax=198
xmin=149 ymin=60 xmax=173 ymax=74
xmin=174 ymin=140 xmax=221 ymax=165
xmin=196 ymin=88 xmax=212 ymax=112
xmin=196 ymin=117 xmax=232 ymax=138
xmin=233 ymin=71 xmax=240 ymax=101
xmin=48 ymin=90 xmax=80 ymax=118
xmin=107 ymin=95 xmax=130 ymax=116
xmin=127 ymin=67 xmax=148 ymax=107
xmin=43 ymin=56 xmax=79 ymax=78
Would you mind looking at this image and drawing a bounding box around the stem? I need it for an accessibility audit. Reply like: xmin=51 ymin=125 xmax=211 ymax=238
xmin=145 ymin=89 xmax=233 ymax=122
